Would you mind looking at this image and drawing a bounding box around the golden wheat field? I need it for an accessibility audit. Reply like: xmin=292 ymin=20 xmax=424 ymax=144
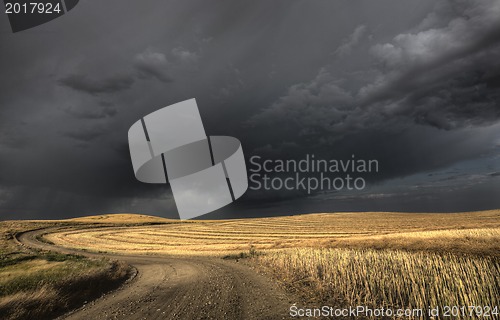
xmin=256 ymin=248 xmax=500 ymax=318
xmin=44 ymin=210 xmax=500 ymax=256
xmin=15 ymin=211 xmax=500 ymax=319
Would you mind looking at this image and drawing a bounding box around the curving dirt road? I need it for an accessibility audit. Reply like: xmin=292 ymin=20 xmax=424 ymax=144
xmin=18 ymin=228 xmax=293 ymax=320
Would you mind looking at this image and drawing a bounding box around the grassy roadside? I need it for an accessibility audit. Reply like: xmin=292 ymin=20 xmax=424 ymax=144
xmin=0 ymin=221 xmax=131 ymax=320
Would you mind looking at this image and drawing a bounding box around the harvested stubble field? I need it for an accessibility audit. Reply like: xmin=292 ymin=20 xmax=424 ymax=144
xmin=45 ymin=210 xmax=500 ymax=256
xmin=255 ymin=248 xmax=499 ymax=317
xmin=39 ymin=211 xmax=500 ymax=319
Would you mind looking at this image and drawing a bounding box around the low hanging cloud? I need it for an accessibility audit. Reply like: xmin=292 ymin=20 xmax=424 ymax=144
xmin=58 ymin=48 xmax=172 ymax=97
xmin=64 ymin=103 xmax=117 ymax=119
xmin=134 ymin=48 xmax=172 ymax=82
xmin=334 ymin=25 xmax=367 ymax=58
xmin=171 ymin=47 xmax=200 ymax=64
xmin=249 ymin=68 xmax=356 ymax=138
xmin=62 ymin=124 xmax=110 ymax=142
xmin=58 ymin=47 xmax=189 ymax=98
xmin=58 ymin=73 xmax=135 ymax=95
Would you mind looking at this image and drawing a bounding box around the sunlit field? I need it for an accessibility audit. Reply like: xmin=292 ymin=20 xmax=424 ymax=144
xmin=44 ymin=211 xmax=500 ymax=256
xmin=255 ymin=248 xmax=499 ymax=319
xmin=8 ymin=210 xmax=500 ymax=319
xmin=38 ymin=210 xmax=500 ymax=319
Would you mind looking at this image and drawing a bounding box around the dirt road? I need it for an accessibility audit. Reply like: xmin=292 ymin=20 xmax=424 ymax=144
xmin=18 ymin=228 xmax=293 ymax=320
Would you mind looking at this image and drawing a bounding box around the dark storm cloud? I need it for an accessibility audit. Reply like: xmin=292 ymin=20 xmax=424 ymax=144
xmin=0 ymin=131 xmax=178 ymax=219
xmin=64 ymin=104 xmax=117 ymax=119
xmin=334 ymin=25 xmax=367 ymax=58
xmin=171 ymin=47 xmax=200 ymax=65
xmin=361 ymin=1 xmax=500 ymax=129
xmin=133 ymin=49 xmax=172 ymax=83
xmin=62 ymin=125 xmax=109 ymax=142
xmin=1 ymin=0 xmax=499 ymax=219
xmin=0 ymin=123 xmax=30 ymax=150
xmin=58 ymin=73 xmax=135 ymax=95
xmin=243 ymin=0 xmax=500 ymax=205
xmin=58 ymin=48 xmax=174 ymax=98
xmin=252 ymin=0 xmax=500 ymax=133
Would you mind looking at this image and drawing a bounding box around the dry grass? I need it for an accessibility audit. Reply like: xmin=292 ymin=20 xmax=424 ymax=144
xmin=0 ymin=285 xmax=59 ymax=320
xmin=254 ymin=248 xmax=499 ymax=319
xmin=43 ymin=210 xmax=500 ymax=256
xmin=0 ymin=221 xmax=131 ymax=320
xmin=0 ymin=259 xmax=129 ymax=320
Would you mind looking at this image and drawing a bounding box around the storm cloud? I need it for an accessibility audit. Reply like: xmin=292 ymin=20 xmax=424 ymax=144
xmin=134 ymin=48 xmax=172 ymax=82
xmin=58 ymin=74 xmax=135 ymax=95
xmin=0 ymin=0 xmax=499 ymax=219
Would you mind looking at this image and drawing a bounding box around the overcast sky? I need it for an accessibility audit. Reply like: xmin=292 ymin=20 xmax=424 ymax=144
xmin=1 ymin=0 xmax=499 ymax=219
